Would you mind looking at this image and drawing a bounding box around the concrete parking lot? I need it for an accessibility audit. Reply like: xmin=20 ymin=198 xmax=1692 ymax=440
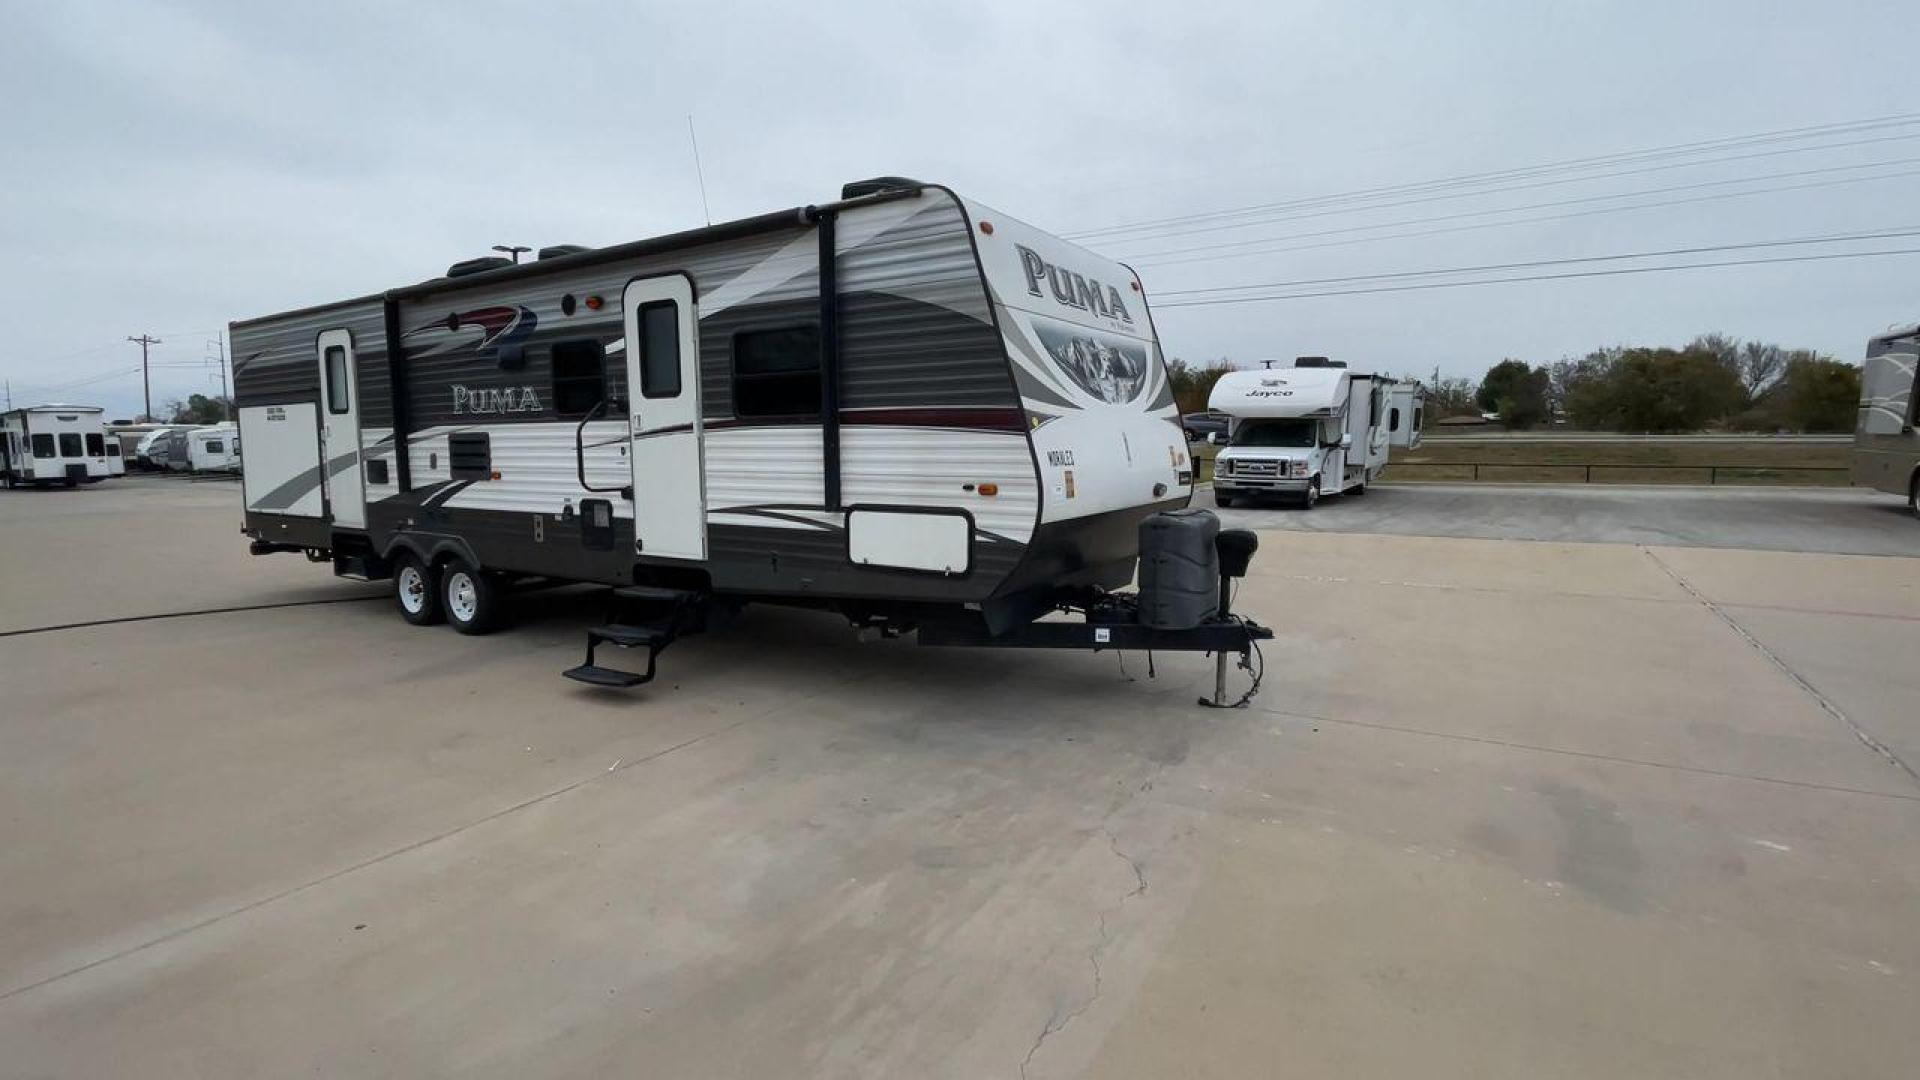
xmin=1213 ymin=481 xmax=1920 ymax=557
xmin=3 ymin=478 xmax=1917 ymax=1078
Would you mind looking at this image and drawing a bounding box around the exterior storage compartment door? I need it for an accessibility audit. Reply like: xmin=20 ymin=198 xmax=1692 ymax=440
xmin=239 ymin=403 xmax=324 ymax=517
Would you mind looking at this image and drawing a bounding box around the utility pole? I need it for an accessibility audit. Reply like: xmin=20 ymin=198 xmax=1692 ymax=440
xmin=128 ymin=334 xmax=161 ymax=420
xmin=207 ymin=335 xmax=230 ymax=420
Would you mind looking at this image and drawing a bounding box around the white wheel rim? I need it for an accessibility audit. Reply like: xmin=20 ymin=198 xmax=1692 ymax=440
xmin=448 ymin=572 xmax=478 ymax=622
xmin=398 ymin=565 xmax=427 ymax=614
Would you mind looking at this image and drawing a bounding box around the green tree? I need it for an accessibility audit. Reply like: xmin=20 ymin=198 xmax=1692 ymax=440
xmin=166 ymin=394 xmax=231 ymax=424
xmin=1601 ymin=347 xmax=1744 ymax=432
xmin=1494 ymin=367 xmax=1550 ymax=430
xmin=1165 ymin=358 xmax=1235 ymax=415
xmin=1476 ymin=359 xmax=1534 ymax=414
xmin=1775 ymin=356 xmax=1859 ymax=432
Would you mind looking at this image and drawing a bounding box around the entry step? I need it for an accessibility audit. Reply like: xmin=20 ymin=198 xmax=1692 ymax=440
xmin=588 ymin=622 xmax=669 ymax=649
xmin=562 ymin=663 xmax=650 ymax=688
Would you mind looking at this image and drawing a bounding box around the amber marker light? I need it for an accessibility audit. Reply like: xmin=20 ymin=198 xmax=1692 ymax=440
xmin=977 ymin=483 xmax=999 ymax=497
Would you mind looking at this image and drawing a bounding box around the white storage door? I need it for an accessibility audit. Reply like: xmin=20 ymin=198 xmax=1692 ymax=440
xmin=239 ymin=403 xmax=323 ymax=517
xmin=847 ymin=509 xmax=972 ymax=574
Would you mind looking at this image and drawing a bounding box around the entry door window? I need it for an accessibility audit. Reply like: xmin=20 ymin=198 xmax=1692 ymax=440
xmin=638 ymin=302 xmax=682 ymax=398
xmin=325 ymin=346 xmax=349 ymax=413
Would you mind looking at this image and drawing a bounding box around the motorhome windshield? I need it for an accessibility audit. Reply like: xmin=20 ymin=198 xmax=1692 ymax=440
xmin=1233 ymin=419 xmax=1316 ymax=448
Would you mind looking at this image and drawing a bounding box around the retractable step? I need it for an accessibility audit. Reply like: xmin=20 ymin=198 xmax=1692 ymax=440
xmin=561 ymin=663 xmax=651 ymax=688
xmin=561 ymin=591 xmax=713 ymax=691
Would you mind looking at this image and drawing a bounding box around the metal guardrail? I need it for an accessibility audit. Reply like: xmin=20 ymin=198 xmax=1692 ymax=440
xmin=1389 ymin=461 xmax=1849 ymax=484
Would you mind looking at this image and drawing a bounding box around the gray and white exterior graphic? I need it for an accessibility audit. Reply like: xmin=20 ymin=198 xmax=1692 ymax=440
xmin=231 ymin=180 xmax=1192 ymax=619
xmin=1851 ymin=323 xmax=1920 ymax=506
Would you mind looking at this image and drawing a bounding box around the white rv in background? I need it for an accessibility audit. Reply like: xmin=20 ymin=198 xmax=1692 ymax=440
xmin=1207 ymin=358 xmax=1401 ymax=508
xmin=1386 ymin=381 xmax=1424 ymax=449
xmin=1851 ymin=322 xmax=1918 ymax=513
xmin=187 ymin=423 xmax=240 ymax=472
xmin=1 ymin=404 xmax=111 ymax=488
xmin=103 ymin=425 xmax=126 ymax=476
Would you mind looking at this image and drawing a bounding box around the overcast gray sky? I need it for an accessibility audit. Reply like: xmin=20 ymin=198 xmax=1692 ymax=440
xmin=3 ymin=0 xmax=1916 ymax=419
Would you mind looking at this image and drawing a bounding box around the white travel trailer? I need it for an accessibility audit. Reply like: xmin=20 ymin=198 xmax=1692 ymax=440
xmin=1852 ymin=323 xmax=1918 ymax=514
xmin=103 ymin=425 xmax=126 ymax=476
xmin=232 ymin=177 xmax=1269 ymax=692
xmin=1207 ymin=358 xmax=1398 ymax=508
xmin=188 ymin=423 xmax=240 ymax=472
xmin=1386 ymin=382 xmax=1424 ymax=450
xmin=1 ymin=404 xmax=111 ymax=488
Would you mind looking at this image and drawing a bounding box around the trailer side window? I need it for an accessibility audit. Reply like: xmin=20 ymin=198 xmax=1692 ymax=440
xmin=552 ymin=340 xmax=609 ymax=417
xmin=86 ymin=432 xmax=105 ymax=455
xmin=637 ymin=302 xmax=681 ymax=399
xmin=107 ymin=441 xmax=121 ymax=457
xmin=324 ymin=346 xmax=350 ymax=414
xmin=205 ymin=440 xmax=224 ymax=454
xmin=58 ymin=433 xmax=83 ymax=457
xmin=732 ymin=325 xmax=821 ymax=419
xmin=1414 ymin=406 xmax=1424 ymax=431
xmin=32 ymin=434 xmax=54 ymax=458
xmin=1389 ymin=407 xmax=1400 ymax=433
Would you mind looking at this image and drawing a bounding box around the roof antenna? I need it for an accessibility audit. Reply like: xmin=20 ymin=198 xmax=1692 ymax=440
xmin=687 ymin=115 xmax=712 ymax=226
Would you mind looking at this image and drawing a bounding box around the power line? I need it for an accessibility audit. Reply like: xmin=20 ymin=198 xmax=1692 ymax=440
xmin=1094 ymin=131 xmax=1920 ymax=248
xmin=1152 ymin=225 xmax=1920 ymax=296
xmin=1067 ymin=111 xmax=1920 ymax=239
xmin=1129 ymin=165 xmax=1920 ymax=268
xmin=1153 ymin=247 xmax=1920 ymax=308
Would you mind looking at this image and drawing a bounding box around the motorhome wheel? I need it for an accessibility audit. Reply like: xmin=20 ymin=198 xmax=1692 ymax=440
xmin=442 ymin=560 xmax=502 ymax=635
xmin=393 ymin=552 xmax=445 ymax=626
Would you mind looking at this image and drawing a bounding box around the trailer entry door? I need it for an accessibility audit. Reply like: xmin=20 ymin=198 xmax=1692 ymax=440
xmin=622 ymin=275 xmax=705 ymax=561
xmin=316 ymin=329 xmax=365 ymax=529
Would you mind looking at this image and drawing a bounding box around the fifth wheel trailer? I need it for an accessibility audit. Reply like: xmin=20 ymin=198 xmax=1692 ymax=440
xmin=232 ymin=177 xmax=1268 ymax=694
xmin=1 ymin=405 xmax=111 ymax=488
xmin=1852 ymin=323 xmax=1919 ymax=514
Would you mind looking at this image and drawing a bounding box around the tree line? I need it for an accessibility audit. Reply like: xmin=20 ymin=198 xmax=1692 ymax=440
xmin=1168 ymin=334 xmax=1861 ymax=434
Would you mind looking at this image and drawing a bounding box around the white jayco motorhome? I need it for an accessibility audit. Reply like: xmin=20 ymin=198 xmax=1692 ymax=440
xmin=1 ymin=405 xmax=111 ymax=488
xmin=1207 ymin=358 xmax=1408 ymax=508
xmin=231 ymin=177 xmax=1270 ymax=694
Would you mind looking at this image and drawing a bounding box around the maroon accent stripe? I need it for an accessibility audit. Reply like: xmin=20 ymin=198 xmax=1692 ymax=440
xmin=702 ymin=407 xmax=1027 ymax=433
xmin=842 ymin=407 xmax=1028 ymax=432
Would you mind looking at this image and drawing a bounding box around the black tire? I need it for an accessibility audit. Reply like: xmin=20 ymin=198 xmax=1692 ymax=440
xmin=393 ymin=551 xmax=444 ymax=626
xmin=1302 ymin=480 xmax=1320 ymax=510
xmin=2 ymin=472 xmax=13 ymax=490
xmin=442 ymin=559 xmax=503 ymax=635
xmin=1910 ymin=473 xmax=1919 ymax=520
xmin=1212 ymin=488 xmax=1235 ymax=508
xmin=63 ymin=477 xmax=77 ymax=488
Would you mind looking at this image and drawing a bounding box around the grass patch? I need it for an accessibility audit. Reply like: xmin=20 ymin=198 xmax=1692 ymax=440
xmin=1391 ymin=439 xmax=1850 ymax=486
xmin=1187 ymin=438 xmax=1851 ymax=486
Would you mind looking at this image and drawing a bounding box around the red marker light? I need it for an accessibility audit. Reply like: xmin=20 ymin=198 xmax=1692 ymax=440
xmin=584 ymin=295 xmax=604 ymax=310
xmin=979 ymin=221 xmax=994 ymax=235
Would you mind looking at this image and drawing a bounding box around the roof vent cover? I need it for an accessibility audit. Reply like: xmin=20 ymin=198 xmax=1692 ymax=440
xmin=447 ymin=256 xmax=514 ymax=278
xmin=840 ymin=176 xmax=927 ymax=200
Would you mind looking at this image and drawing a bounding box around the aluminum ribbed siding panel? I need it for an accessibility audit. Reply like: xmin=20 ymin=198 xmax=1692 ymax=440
xmin=232 ymin=300 xmax=385 ymax=408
